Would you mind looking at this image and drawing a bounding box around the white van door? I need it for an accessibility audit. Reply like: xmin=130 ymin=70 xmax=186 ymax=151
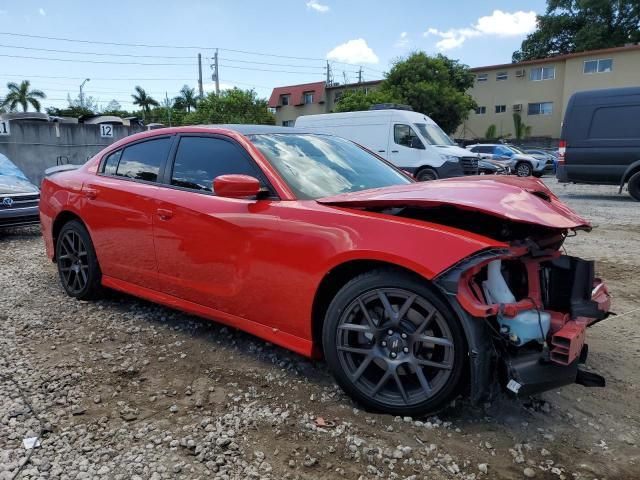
xmin=388 ymin=123 xmax=424 ymax=170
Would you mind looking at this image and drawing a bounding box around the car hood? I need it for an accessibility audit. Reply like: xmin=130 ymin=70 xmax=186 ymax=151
xmin=0 ymin=175 xmax=39 ymax=194
xmin=434 ymin=144 xmax=476 ymax=157
xmin=317 ymin=176 xmax=590 ymax=230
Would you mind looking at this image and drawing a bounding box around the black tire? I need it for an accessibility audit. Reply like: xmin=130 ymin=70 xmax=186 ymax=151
xmin=515 ymin=162 xmax=533 ymax=177
xmin=628 ymin=171 xmax=640 ymax=201
xmin=55 ymin=219 xmax=102 ymax=300
xmin=322 ymin=268 xmax=466 ymax=416
xmin=416 ymin=168 xmax=438 ymax=181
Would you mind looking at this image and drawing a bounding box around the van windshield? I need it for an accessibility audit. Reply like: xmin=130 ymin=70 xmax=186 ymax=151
xmin=414 ymin=123 xmax=454 ymax=146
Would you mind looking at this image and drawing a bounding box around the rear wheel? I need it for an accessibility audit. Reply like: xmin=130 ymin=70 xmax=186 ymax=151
xmin=56 ymin=220 xmax=102 ymax=300
xmin=515 ymin=162 xmax=533 ymax=177
xmin=323 ymin=269 xmax=466 ymax=416
xmin=628 ymin=171 xmax=640 ymax=201
xmin=416 ymin=168 xmax=438 ymax=181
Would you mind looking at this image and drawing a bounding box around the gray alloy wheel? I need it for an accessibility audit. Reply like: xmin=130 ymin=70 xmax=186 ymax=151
xmin=56 ymin=220 xmax=102 ymax=299
xmin=515 ymin=162 xmax=533 ymax=177
xmin=323 ymin=269 xmax=465 ymax=416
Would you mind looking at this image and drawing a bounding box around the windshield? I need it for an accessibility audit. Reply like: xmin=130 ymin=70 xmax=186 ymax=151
xmin=0 ymin=154 xmax=28 ymax=180
xmin=248 ymin=134 xmax=411 ymax=199
xmin=414 ymin=123 xmax=454 ymax=146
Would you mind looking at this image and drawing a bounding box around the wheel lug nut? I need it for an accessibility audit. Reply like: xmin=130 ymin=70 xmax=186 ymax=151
xmin=381 ymin=341 xmax=387 ymax=347
xmin=403 ymin=347 xmax=409 ymax=353
xmin=390 ymin=352 xmax=397 ymax=358
xmin=401 ymin=333 xmax=407 ymax=339
xmin=387 ymin=330 xmax=394 ymax=335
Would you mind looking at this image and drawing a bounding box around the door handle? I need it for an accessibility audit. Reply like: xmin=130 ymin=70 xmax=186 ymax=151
xmin=156 ymin=208 xmax=173 ymax=220
xmin=377 ymin=149 xmax=386 ymax=153
xmin=83 ymin=187 xmax=98 ymax=199
xmin=391 ymin=150 xmax=399 ymax=153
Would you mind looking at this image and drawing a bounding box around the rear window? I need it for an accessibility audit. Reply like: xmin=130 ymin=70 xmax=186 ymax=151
xmin=589 ymin=105 xmax=640 ymax=139
xmin=116 ymin=137 xmax=172 ymax=182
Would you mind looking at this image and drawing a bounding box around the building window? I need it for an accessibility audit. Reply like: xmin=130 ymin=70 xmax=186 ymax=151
xmin=303 ymin=92 xmax=314 ymax=104
xmin=475 ymin=106 xmax=486 ymax=114
xmin=280 ymin=95 xmax=290 ymax=106
xmin=529 ymin=66 xmax=555 ymax=81
xmin=584 ymin=58 xmax=613 ymax=74
xmin=282 ymin=120 xmax=294 ymax=127
xmin=495 ymin=105 xmax=506 ymax=114
xmin=528 ymin=102 xmax=553 ymax=115
xmin=496 ymin=71 xmax=508 ymax=81
xmin=476 ymin=73 xmax=488 ymax=83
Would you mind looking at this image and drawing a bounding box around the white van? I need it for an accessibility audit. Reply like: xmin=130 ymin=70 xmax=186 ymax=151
xmin=295 ymin=109 xmax=478 ymax=180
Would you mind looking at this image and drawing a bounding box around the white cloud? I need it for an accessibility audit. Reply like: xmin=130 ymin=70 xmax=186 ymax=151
xmin=394 ymin=31 xmax=409 ymax=48
xmin=306 ymin=0 xmax=329 ymax=13
xmin=38 ymin=7 xmax=46 ymax=16
xmin=424 ymin=10 xmax=537 ymax=51
xmin=326 ymin=38 xmax=379 ymax=64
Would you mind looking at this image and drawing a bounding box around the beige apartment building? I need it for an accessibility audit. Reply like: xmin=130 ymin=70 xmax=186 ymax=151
xmin=269 ymin=45 xmax=640 ymax=138
xmin=458 ymin=44 xmax=640 ymax=140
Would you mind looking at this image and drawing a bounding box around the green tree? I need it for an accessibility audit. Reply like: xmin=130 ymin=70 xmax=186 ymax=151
xmin=174 ymin=85 xmax=198 ymax=113
xmin=485 ymin=124 xmax=497 ymax=140
xmin=1 ymin=80 xmax=46 ymax=112
xmin=333 ymin=89 xmax=402 ymax=112
xmin=513 ymin=113 xmax=532 ymax=140
xmin=513 ymin=0 xmax=640 ymax=62
xmin=131 ymin=86 xmax=159 ymax=119
xmin=184 ymin=88 xmax=274 ymax=125
xmin=380 ymin=52 xmax=477 ymax=133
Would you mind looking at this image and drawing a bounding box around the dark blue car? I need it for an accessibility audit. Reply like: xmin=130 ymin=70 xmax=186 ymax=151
xmin=0 ymin=153 xmax=40 ymax=229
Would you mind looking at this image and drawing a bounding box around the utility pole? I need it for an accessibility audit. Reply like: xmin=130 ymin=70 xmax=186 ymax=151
xmin=198 ymin=53 xmax=204 ymax=98
xmin=165 ymin=92 xmax=172 ymax=127
xmin=326 ymin=61 xmax=332 ymax=86
xmin=214 ymin=49 xmax=219 ymax=95
xmin=358 ymin=67 xmax=363 ymax=84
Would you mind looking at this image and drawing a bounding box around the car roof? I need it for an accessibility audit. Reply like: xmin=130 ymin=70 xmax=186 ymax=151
xmin=205 ymin=124 xmax=321 ymax=135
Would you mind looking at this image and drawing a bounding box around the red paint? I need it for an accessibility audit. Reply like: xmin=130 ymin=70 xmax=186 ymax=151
xmin=213 ymin=174 xmax=261 ymax=198
xmin=39 ymin=126 xmax=594 ymax=359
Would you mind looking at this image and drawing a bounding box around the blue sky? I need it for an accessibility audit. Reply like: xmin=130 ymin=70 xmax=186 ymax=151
xmin=0 ymin=0 xmax=547 ymax=111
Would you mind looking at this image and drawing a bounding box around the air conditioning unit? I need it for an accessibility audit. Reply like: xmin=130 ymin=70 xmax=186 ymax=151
xmin=513 ymin=104 xmax=523 ymax=112
xmin=515 ymin=69 xmax=525 ymax=78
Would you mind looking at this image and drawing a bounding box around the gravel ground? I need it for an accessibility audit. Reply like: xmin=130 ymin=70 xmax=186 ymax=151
xmin=1 ymin=178 xmax=638 ymax=480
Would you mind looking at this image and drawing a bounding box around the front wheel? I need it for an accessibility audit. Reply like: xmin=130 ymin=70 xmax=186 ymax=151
xmin=515 ymin=162 xmax=533 ymax=177
xmin=323 ymin=269 xmax=466 ymax=416
xmin=56 ymin=220 xmax=102 ymax=300
xmin=628 ymin=171 xmax=640 ymax=201
xmin=416 ymin=168 xmax=438 ymax=181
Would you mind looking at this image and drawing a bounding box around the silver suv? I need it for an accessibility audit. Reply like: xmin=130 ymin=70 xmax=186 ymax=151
xmin=466 ymin=144 xmax=553 ymax=177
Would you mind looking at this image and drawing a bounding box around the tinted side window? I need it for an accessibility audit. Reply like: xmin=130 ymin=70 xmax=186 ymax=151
xmin=171 ymin=136 xmax=262 ymax=192
xmin=116 ymin=137 xmax=171 ymax=182
xmin=589 ymin=105 xmax=640 ymax=139
xmin=102 ymin=150 xmax=122 ymax=175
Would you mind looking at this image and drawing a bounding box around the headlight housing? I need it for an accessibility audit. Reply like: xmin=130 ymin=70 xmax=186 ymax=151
xmin=439 ymin=154 xmax=459 ymax=163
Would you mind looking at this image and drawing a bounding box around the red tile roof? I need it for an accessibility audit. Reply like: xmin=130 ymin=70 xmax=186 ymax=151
xmin=268 ymin=81 xmax=326 ymax=108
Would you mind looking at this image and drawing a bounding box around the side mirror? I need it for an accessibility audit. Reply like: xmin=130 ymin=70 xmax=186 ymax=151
xmin=213 ymin=174 xmax=261 ymax=198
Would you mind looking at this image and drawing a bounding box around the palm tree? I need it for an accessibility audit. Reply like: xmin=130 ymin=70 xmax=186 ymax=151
xmin=1 ymin=80 xmax=46 ymax=112
xmin=173 ymin=85 xmax=197 ymax=112
xmin=131 ymin=86 xmax=159 ymax=119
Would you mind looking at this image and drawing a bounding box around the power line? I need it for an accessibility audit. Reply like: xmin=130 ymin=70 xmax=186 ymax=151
xmin=0 ymin=31 xmax=387 ymax=73
xmin=1 ymin=74 xmax=197 ymax=81
xmin=0 ymin=43 xmax=194 ymax=59
xmin=0 ymin=53 xmax=195 ymax=66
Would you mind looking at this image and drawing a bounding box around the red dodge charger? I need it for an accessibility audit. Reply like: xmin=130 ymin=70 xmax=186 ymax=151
xmin=40 ymin=125 xmax=611 ymax=415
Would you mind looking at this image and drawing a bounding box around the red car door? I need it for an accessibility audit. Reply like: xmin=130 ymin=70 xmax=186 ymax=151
xmin=152 ymin=135 xmax=278 ymax=315
xmin=80 ymin=136 xmax=174 ymax=290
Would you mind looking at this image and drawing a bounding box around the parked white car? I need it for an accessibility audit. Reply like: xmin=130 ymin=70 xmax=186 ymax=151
xmin=465 ymin=144 xmax=553 ymax=177
xmin=295 ymin=108 xmax=479 ymax=181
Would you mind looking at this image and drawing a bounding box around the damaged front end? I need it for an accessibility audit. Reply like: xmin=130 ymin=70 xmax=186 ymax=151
xmin=435 ymin=241 xmax=611 ymax=400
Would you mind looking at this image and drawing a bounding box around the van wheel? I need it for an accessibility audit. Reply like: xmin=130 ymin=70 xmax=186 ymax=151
xmin=515 ymin=162 xmax=533 ymax=177
xmin=628 ymin=172 xmax=640 ymax=201
xmin=416 ymin=168 xmax=438 ymax=181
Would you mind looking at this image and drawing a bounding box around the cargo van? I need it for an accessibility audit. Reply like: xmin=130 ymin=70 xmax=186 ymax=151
xmin=557 ymin=87 xmax=640 ymax=200
xmin=295 ymin=108 xmax=478 ymax=181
